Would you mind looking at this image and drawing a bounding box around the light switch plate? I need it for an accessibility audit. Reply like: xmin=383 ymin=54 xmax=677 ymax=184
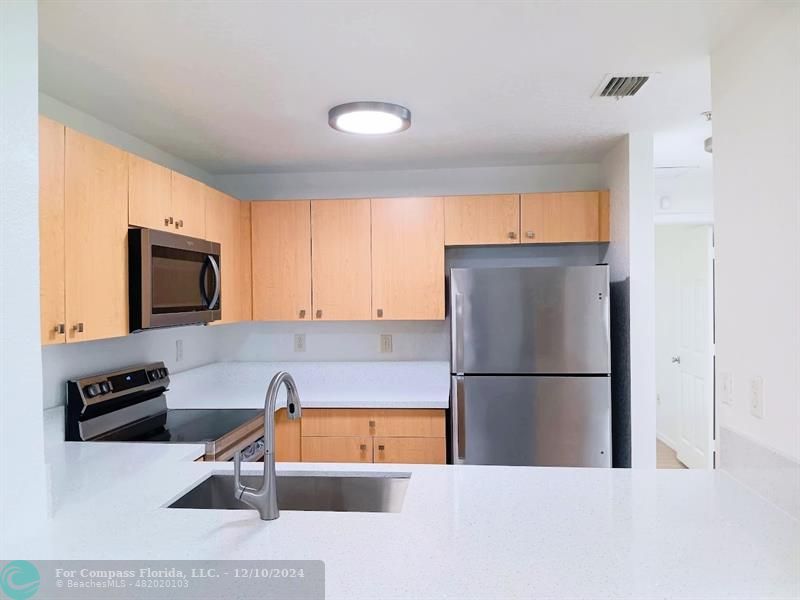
xmin=749 ymin=376 xmax=764 ymax=418
xmin=294 ymin=334 xmax=306 ymax=352
xmin=380 ymin=334 xmax=393 ymax=353
xmin=720 ymin=372 xmax=733 ymax=405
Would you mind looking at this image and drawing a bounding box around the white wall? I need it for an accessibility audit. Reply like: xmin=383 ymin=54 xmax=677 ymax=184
xmin=711 ymin=2 xmax=800 ymax=517
xmin=39 ymin=93 xmax=216 ymax=186
xmin=601 ymin=133 xmax=656 ymax=469
xmin=0 ymin=0 xmax=47 ymax=548
xmin=654 ymin=168 xmax=713 ymax=222
xmin=214 ymin=163 xmax=604 ymax=200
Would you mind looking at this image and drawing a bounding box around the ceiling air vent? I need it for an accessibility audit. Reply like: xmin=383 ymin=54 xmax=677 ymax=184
xmin=594 ymin=74 xmax=650 ymax=99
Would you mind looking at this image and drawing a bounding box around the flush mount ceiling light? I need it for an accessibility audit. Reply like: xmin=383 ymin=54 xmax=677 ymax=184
xmin=328 ymin=102 xmax=411 ymax=135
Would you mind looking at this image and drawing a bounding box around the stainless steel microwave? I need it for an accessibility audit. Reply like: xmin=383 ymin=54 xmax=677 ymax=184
xmin=128 ymin=229 xmax=221 ymax=331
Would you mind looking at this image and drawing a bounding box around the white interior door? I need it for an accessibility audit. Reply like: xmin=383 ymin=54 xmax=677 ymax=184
xmin=655 ymin=225 xmax=714 ymax=469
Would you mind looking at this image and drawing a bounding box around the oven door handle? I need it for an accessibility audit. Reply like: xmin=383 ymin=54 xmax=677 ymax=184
xmin=199 ymin=255 xmax=221 ymax=310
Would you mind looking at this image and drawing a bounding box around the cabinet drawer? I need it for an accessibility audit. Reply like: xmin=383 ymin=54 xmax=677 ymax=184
xmin=374 ymin=437 xmax=446 ymax=464
xmin=371 ymin=409 xmax=445 ymax=438
xmin=301 ymin=409 xmax=373 ymax=437
xmin=301 ymin=436 xmax=373 ymax=463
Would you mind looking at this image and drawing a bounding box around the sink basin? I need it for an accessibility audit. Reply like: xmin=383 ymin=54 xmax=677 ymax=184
xmin=168 ymin=472 xmax=411 ymax=513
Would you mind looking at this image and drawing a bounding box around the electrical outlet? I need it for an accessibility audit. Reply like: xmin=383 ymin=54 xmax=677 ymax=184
xmin=720 ymin=372 xmax=733 ymax=405
xmin=749 ymin=376 xmax=764 ymax=419
xmin=175 ymin=339 xmax=183 ymax=362
xmin=294 ymin=334 xmax=306 ymax=353
xmin=380 ymin=334 xmax=393 ymax=353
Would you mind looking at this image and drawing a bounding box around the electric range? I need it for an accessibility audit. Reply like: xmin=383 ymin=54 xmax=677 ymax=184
xmin=66 ymin=362 xmax=264 ymax=461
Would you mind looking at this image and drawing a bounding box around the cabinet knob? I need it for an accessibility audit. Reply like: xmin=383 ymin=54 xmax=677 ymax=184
xmin=72 ymin=322 xmax=84 ymax=333
xmin=508 ymin=231 xmax=517 ymax=239
xmin=378 ymin=444 xmax=385 ymax=451
xmin=175 ymin=219 xmax=184 ymax=229
xmin=359 ymin=444 xmax=367 ymax=451
xmin=376 ymin=308 xmax=383 ymax=318
xmin=316 ymin=309 xmax=322 ymax=319
xmin=164 ymin=217 xmax=170 ymax=226
xmin=526 ymin=230 xmax=536 ymax=239
xmin=168 ymin=216 xmax=174 ymax=225
xmin=54 ymin=323 xmax=65 ymax=334
xmin=671 ymin=356 xmax=681 ymax=364
xmin=298 ymin=309 xmax=306 ymax=319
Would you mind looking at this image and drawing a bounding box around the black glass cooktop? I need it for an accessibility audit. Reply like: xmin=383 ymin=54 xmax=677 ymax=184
xmin=97 ymin=409 xmax=261 ymax=443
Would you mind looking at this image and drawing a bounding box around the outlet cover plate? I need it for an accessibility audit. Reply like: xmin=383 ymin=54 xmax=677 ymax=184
xmin=294 ymin=334 xmax=306 ymax=352
xmin=749 ymin=376 xmax=764 ymax=418
xmin=380 ymin=334 xmax=393 ymax=353
xmin=720 ymin=372 xmax=733 ymax=406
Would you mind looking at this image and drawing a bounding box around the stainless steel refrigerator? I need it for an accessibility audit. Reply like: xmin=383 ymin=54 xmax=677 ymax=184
xmin=450 ymin=265 xmax=611 ymax=467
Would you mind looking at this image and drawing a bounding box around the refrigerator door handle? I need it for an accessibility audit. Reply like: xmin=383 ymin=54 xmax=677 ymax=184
xmin=452 ymin=375 xmax=466 ymax=462
xmin=453 ymin=292 xmax=465 ymax=373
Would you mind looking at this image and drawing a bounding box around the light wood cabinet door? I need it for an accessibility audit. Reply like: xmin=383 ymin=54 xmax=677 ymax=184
xmin=128 ymin=154 xmax=172 ymax=231
xmin=170 ymin=171 xmax=206 ymax=239
xmin=371 ymin=197 xmax=444 ymax=320
xmin=251 ymin=200 xmax=312 ymax=321
xmin=301 ymin=437 xmax=373 ymax=463
xmin=444 ymin=194 xmax=520 ymax=245
xmin=239 ymin=201 xmax=253 ymax=320
xmin=301 ymin=409 xmax=373 ymax=437
xmin=205 ymin=187 xmax=243 ymax=323
xmin=520 ymin=191 xmax=606 ymax=243
xmin=64 ymin=128 xmax=129 ymax=343
xmin=371 ymin=409 xmax=446 ymax=438
xmin=311 ymin=199 xmax=371 ymax=320
xmin=39 ymin=116 xmax=66 ymax=345
xmin=275 ymin=408 xmax=301 ymax=462
xmin=374 ymin=437 xmax=446 ymax=464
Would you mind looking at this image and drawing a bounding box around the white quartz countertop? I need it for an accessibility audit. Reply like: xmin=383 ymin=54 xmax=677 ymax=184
xmin=166 ymin=361 xmax=451 ymax=410
xmin=11 ymin=410 xmax=800 ymax=600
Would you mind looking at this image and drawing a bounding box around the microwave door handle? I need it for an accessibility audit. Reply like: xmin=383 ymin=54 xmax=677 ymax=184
xmin=198 ymin=258 xmax=211 ymax=307
xmin=207 ymin=255 xmax=221 ymax=310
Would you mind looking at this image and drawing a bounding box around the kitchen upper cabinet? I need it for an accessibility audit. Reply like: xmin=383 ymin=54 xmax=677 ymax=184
xmin=39 ymin=116 xmax=66 ymax=345
xmin=444 ymin=194 xmax=521 ymax=246
xmin=206 ymin=187 xmax=249 ymax=323
xmin=311 ymin=199 xmax=372 ymax=320
xmin=64 ymin=128 xmax=129 ymax=343
xmin=251 ymin=200 xmax=312 ymax=321
xmin=128 ymin=154 xmax=172 ymax=232
xmin=520 ymin=191 xmax=608 ymax=243
xmin=371 ymin=197 xmax=445 ymax=320
xmin=239 ymin=201 xmax=253 ymax=320
xmin=170 ymin=171 xmax=206 ymax=239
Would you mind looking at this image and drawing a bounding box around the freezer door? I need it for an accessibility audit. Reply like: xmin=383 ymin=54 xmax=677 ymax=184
xmin=451 ymin=266 xmax=610 ymax=374
xmin=451 ymin=375 xmax=611 ymax=467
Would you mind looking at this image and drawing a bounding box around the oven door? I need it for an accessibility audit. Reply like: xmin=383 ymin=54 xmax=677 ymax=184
xmin=129 ymin=228 xmax=222 ymax=331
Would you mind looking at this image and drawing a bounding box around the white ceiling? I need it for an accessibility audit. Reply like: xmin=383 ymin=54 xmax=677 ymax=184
xmin=38 ymin=1 xmax=759 ymax=174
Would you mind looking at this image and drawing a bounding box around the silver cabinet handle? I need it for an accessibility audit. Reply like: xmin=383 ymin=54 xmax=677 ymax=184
xmin=378 ymin=444 xmax=385 ymax=451
xmin=72 ymin=322 xmax=84 ymax=333
xmin=672 ymin=356 xmax=681 ymax=364
xmin=175 ymin=219 xmax=184 ymax=229
xmin=54 ymin=323 xmax=65 ymax=334
xmin=526 ymin=231 xmax=535 ymax=239
xmin=376 ymin=308 xmax=383 ymax=318
xmin=368 ymin=420 xmax=376 ymax=428
xmin=164 ymin=217 xmax=170 ymax=226
xmin=359 ymin=444 xmax=367 ymax=451
xmin=316 ymin=309 xmax=322 ymax=319
xmin=508 ymin=231 xmax=517 ymax=239
xmin=298 ymin=309 xmax=306 ymax=319
xmin=453 ymin=292 xmax=464 ymax=374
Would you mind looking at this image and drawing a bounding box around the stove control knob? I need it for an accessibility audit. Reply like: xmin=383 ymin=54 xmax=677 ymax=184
xmin=147 ymin=369 xmax=159 ymax=381
xmin=84 ymin=383 xmax=101 ymax=398
xmin=99 ymin=381 xmax=111 ymax=394
xmin=159 ymin=367 xmax=169 ymax=378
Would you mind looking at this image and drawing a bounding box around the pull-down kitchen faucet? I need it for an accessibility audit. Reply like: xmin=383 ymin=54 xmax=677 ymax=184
xmin=234 ymin=371 xmax=302 ymax=520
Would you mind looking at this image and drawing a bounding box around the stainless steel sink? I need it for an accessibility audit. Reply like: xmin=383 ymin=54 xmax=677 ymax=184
xmin=168 ymin=472 xmax=411 ymax=513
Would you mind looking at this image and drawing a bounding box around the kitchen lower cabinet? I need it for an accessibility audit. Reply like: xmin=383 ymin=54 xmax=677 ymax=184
xmin=301 ymin=436 xmax=373 ymax=463
xmin=274 ymin=408 xmax=301 ymax=462
xmin=374 ymin=437 xmax=446 ymax=464
xmin=300 ymin=409 xmax=446 ymax=464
